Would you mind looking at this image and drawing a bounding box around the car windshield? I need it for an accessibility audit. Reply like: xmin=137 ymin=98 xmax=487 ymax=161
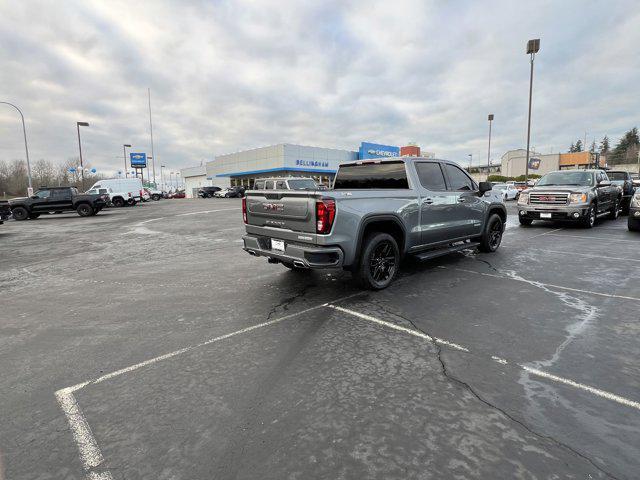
xmin=537 ymin=171 xmax=593 ymax=186
xmin=607 ymin=172 xmax=626 ymax=181
xmin=287 ymin=179 xmax=317 ymax=190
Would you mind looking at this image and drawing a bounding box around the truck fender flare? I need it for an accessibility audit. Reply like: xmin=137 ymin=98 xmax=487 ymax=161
xmin=355 ymin=214 xmax=408 ymax=260
xmin=485 ymin=203 xmax=507 ymax=227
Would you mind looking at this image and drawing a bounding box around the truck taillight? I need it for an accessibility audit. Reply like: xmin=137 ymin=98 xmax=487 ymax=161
xmin=316 ymin=198 xmax=336 ymax=234
xmin=140 ymin=190 xmax=144 ymax=197
xmin=242 ymin=197 xmax=247 ymax=223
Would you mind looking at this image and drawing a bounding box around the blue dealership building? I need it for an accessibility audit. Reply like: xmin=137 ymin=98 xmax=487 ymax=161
xmin=181 ymin=141 xmax=428 ymax=197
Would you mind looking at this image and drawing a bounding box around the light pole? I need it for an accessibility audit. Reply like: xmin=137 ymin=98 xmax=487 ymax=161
xmin=161 ymin=165 xmax=166 ymax=190
xmin=169 ymin=172 xmax=174 ymax=190
xmin=1 ymin=101 xmax=33 ymax=194
xmin=468 ymin=154 xmax=473 ymax=172
xmin=123 ymin=144 xmax=132 ymax=178
xmin=176 ymin=172 xmax=181 ymax=189
xmin=487 ymin=114 xmax=494 ymax=169
xmin=148 ymin=88 xmax=157 ymax=185
xmin=524 ymin=38 xmax=540 ymax=184
xmin=76 ymin=122 xmax=90 ymax=191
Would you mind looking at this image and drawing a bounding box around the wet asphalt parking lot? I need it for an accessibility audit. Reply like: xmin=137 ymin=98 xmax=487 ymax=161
xmin=1 ymin=198 xmax=639 ymax=480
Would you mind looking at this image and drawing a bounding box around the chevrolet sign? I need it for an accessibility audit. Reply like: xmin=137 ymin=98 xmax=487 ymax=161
xmin=367 ymin=149 xmax=398 ymax=157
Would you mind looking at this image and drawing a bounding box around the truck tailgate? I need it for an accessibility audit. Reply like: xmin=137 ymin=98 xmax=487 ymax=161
xmin=245 ymin=190 xmax=318 ymax=237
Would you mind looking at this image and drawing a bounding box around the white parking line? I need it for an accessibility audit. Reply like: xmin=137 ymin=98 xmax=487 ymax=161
xmin=526 ymin=227 xmax=564 ymax=239
xmin=327 ymin=305 xmax=469 ymax=352
xmin=326 ymin=304 xmax=640 ymax=412
xmin=503 ymin=246 xmax=640 ymax=263
xmin=176 ymin=208 xmax=238 ymax=217
xmin=55 ymin=292 xmax=362 ymax=479
xmin=439 ymin=266 xmax=640 ymax=302
xmin=545 ymin=233 xmax=639 ymax=243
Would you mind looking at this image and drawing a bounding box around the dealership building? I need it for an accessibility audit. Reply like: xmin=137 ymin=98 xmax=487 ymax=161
xmin=181 ymin=142 xmax=433 ymax=197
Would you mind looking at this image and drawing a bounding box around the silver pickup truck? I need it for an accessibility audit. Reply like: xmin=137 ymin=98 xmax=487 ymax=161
xmin=242 ymin=157 xmax=507 ymax=289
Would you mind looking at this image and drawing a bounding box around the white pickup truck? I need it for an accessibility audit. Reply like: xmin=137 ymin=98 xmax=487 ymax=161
xmin=85 ymin=187 xmax=138 ymax=207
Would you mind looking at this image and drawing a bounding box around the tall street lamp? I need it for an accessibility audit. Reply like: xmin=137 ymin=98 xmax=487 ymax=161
xmin=76 ymin=122 xmax=90 ymax=191
xmin=123 ymin=144 xmax=132 ymax=178
xmin=1 ymin=101 xmax=33 ymax=194
xmin=468 ymin=154 xmax=473 ymax=172
xmin=175 ymin=172 xmax=180 ymax=189
xmin=161 ymin=165 xmax=166 ymax=190
xmin=487 ymin=114 xmax=494 ymax=169
xmin=524 ymin=38 xmax=540 ymax=183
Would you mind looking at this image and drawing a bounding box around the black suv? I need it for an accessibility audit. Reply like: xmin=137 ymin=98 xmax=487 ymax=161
xmin=9 ymin=186 xmax=108 ymax=220
xmin=0 ymin=200 xmax=11 ymax=224
xmin=198 ymin=186 xmax=222 ymax=198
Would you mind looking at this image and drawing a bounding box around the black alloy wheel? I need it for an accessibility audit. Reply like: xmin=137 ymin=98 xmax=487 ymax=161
xmin=77 ymin=203 xmax=93 ymax=217
xmin=582 ymin=203 xmax=596 ymax=228
xmin=479 ymin=214 xmax=503 ymax=252
xmin=12 ymin=206 xmax=29 ymax=221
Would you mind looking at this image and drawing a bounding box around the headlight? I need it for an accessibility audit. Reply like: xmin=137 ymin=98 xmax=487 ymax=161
xmin=631 ymin=194 xmax=640 ymax=208
xmin=517 ymin=193 xmax=529 ymax=205
xmin=569 ymin=193 xmax=588 ymax=204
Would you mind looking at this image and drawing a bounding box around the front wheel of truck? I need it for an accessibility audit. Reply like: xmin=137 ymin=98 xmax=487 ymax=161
xmin=479 ymin=214 xmax=504 ymax=253
xmin=355 ymin=232 xmax=399 ymax=290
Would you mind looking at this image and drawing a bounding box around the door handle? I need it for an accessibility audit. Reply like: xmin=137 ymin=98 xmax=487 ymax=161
xmin=424 ymin=198 xmax=433 ymax=205
xmin=457 ymin=198 xmax=466 ymax=203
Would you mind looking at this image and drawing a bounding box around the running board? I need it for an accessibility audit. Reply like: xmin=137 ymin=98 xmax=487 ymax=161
xmin=413 ymin=242 xmax=480 ymax=262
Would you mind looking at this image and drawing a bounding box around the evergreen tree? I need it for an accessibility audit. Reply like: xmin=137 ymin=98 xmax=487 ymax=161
xmin=569 ymin=142 xmax=575 ymax=153
xmin=574 ymin=139 xmax=583 ymax=152
xmin=589 ymin=141 xmax=596 ymax=153
xmin=599 ymin=135 xmax=610 ymax=154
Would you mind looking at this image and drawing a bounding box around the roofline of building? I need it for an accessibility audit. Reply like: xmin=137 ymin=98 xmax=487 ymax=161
xmin=215 ymin=166 xmax=337 ymax=177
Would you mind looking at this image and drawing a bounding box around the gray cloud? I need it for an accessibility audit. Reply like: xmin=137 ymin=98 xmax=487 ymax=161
xmin=1 ymin=0 xmax=638 ymax=176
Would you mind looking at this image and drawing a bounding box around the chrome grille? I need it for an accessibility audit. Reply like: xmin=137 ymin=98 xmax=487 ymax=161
xmin=529 ymin=193 xmax=569 ymax=205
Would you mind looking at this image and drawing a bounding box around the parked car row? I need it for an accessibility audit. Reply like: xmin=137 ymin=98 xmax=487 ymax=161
xmin=516 ymin=168 xmax=638 ymax=230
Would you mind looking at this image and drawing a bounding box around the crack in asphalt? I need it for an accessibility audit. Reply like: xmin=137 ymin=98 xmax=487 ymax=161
xmin=370 ymin=300 xmax=618 ymax=480
xmin=265 ymin=281 xmax=315 ymax=321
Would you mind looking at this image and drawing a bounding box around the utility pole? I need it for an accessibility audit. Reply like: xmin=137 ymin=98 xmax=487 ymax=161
xmin=1 ymin=101 xmax=33 ymax=194
xmin=148 ymin=88 xmax=157 ymax=186
xmin=123 ymin=144 xmax=131 ymax=178
xmin=76 ymin=122 xmax=90 ymax=191
xmin=487 ymin=114 xmax=494 ymax=169
xmin=468 ymin=154 xmax=473 ymax=172
xmin=524 ymin=38 xmax=540 ymax=184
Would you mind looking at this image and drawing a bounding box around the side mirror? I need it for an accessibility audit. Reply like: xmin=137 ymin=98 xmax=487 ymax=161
xmin=478 ymin=181 xmax=493 ymax=193
xmin=598 ymin=180 xmax=611 ymax=187
xmin=31 ymin=195 xmax=38 ymax=199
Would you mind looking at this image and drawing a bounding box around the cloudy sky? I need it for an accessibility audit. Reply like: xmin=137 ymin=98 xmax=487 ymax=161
xmin=1 ymin=0 xmax=639 ymax=176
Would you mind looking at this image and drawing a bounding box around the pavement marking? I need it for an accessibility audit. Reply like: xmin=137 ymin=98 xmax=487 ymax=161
xmin=545 ymin=233 xmax=640 ymax=243
xmin=522 ymin=366 xmax=640 ymax=410
xmin=176 ymin=208 xmax=238 ymax=217
xmin=439 ymin=266 xmax=640 ymax=302
xmin=326 ymin=304 xmax=640 ymax=412
xmin=503 ymin=246 xmax=640 ymax=263
xmin=526 ymin=227 xmax=564 ymax=239
xmin=326 ymin=304 xmax=469 ymax=352
xmin=54 ymin=388 xmax=107 ymax=472
xmin=55 ymin=292 xmax=363 ymax=479
xmin=134 ymin=217 xmax=165 ymax=226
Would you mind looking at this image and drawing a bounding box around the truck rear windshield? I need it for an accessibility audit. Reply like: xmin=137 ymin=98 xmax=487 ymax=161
xmin=333 ymin=161 xmax=409 ymax=189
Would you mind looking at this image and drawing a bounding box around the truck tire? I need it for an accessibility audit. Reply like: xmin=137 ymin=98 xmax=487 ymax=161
xmin=152 ymin=194 xmax=161 ymax=201
xmin=355 ymin=232 xmax=399 ymax=290
xmin=479 ymin=213 xmax=504 ymax=253
xmin=112 ymin=197 xmax=125 ymax=208
xmin=12 ymin=206 xmax=29 ymax=221
xmin=28 ymin=213 xmax=40 ymax=219
xmin=609 ymin=198 xmax=620 ymax=220
xmin=77 ymin=203 xmax=94 ymax=217
xmin=581 ymin=203 xmax=596 ymax=228
xmin=629 ymin=217 xmax=640 ymax=232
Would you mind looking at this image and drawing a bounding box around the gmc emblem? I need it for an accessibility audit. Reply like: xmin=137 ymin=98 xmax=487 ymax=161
xmin=263 ymin=203 xmax=284 ymax=211
xmin=539 ymin=196 xmax=552 ymax=201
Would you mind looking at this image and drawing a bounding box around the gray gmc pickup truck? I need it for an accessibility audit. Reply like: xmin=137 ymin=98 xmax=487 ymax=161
xmin=517 ymin=169 xmax=622 ymax=228
xmin=242 ymin=157 xmax=506 ymax=289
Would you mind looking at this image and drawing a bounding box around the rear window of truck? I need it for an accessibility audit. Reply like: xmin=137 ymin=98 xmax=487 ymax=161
xmin=333 ymin=161 xmax=409 ymax=189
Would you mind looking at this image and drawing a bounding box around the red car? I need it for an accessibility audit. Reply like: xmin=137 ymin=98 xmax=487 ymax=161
xmin=171 ymin=190 xmax=186 ymax=199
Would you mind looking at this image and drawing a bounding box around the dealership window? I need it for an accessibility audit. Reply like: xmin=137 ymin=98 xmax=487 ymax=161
xmin=415 ymin=162 xmax=447 ymax=191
